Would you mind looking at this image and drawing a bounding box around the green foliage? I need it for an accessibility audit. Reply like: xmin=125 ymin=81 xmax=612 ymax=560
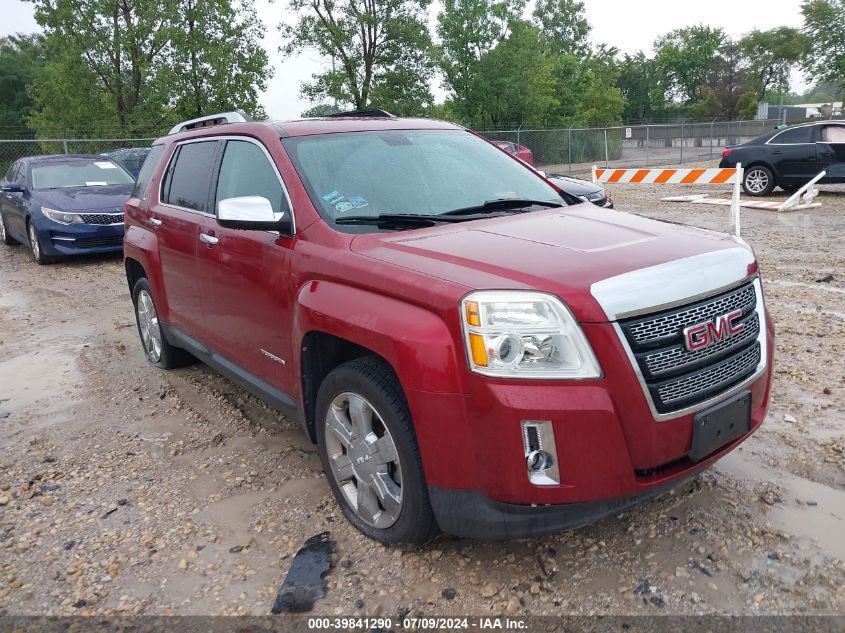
xmin=532 ymin=0 xmax=590 ymax=57
xmin=460 ymin=21 xmax=558 ymax=128
xmin=281 ymin=0 xmax=434 ymax=114
xmin=301 ymin=103 xmax=341 ymax=117
xmin=686 ymin=91 xmax=723 ymax=120
xmin=27 ymin=0 xmax=270 ymax=137
xmin=740 ymin=27 xmax=808 ymax=100
xmin=802 ymin=0 xmax=845 ymax=95
xmin=162 ymin=0 xmax=270 ymax=120
xmin=436 ymin=0 xmax=525 ymax=100
xmin=653 ymin=25 xmax=725 ymax=103
xmin=0 ymin=34 xmax=46 ymax=135
xmin=736 ymin=92 xmax=759 ymax=119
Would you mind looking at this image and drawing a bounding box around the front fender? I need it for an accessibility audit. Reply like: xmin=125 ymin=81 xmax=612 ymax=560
xmin=294 ymin=280 xmax=465 ymax=395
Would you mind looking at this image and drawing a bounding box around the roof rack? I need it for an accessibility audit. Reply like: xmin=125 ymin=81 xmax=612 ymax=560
xmin=326 ymin=109 xmax=395 ymax=118
xmin=168 ymin=110 xmax=253 ymax=135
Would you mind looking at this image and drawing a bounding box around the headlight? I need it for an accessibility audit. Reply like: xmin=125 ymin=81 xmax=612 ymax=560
xmin=41 ymin=208 xmax=83 ymax=224
xmin=585 ymin=189 xmax=607 ymax=202
xmin=461 ymin=291 xmax=602 ymax=379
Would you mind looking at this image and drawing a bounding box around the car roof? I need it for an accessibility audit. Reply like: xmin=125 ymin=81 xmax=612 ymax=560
xmin=160 ymin=116 xmax=465 ymax=144
xmin=24 ymin=154 xmax=116 ymax=164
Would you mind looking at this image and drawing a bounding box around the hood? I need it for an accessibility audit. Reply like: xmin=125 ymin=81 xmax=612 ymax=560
xmin=547 ymin=175 xmax=602 ymax=197
xmin=350 ymin=204 xmax=749 ymax=323
xmin=32 ymin=184 xmax=133 ymax=212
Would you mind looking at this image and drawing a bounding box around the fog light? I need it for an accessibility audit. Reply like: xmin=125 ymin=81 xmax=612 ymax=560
xmin=526 ymin=449 xmax=554 ymax=472
xmin=521 ymin=421 xmax=560 ymax=485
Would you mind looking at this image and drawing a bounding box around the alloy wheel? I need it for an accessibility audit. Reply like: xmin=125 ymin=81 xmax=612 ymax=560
xmin=745 ymin=168 xmax=770 ymax=195
xmin=28 ymin=223 xmax=40 ymax=261
xmin=136 ymin=289 xmax=163 ymax=362
xmin=324 ymin=392 xmax=403 ymax=529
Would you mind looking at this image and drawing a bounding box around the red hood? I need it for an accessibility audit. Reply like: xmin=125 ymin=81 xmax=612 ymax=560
xmin=350 ymin=204 xmax=745 ymax=322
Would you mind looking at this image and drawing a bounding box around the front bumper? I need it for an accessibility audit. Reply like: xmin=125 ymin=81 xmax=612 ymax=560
xmin=430 ymin=471 xmax=697 ymax=540
xmin=38 ymin=222 xmax=124 ymax=256
xmin=406 ymin=312 xmax=773 ymax=540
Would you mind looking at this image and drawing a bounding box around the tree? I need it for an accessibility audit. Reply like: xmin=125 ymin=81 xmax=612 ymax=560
xmin=301 ymin=103 xmax=341 ymax=117
xmin=28 ymin=0 xmax=270 ymax=136
xmin=0 ymin=34 xmax=47 ymax=135
xmin=574 ymin=47 xmax=624 ymax=126
xmin=532 ymin=0 xmax=590 ymax=57
xmin=740 ymin=27 xmax=808 ymax=100
xmin=711 ymin=39 xmax=749 ymax=118
xmin=436 ymin=0 xmax=525 ymax=100
xmin=164 ymin=0 xmax=270 ymax=120
xmin=454 ymin=20 xmax=558 ymax=128
xmin=802 ymin=0 xmax=845 ymax=95
xmin=653 ymin=25 xmax=725 ymax=103
xmin=281 ymin=0 xmax=434 ymax=113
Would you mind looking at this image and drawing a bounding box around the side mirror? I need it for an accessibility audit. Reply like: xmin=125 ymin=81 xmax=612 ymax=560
xmin=217 ymin=196 xmax=289 ymax=232
xmin=1 ymin=182 xmax=23 ymax=193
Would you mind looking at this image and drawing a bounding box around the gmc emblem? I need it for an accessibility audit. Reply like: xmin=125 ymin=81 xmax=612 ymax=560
xmin=683 ymin=309 xmax=745 ymax=351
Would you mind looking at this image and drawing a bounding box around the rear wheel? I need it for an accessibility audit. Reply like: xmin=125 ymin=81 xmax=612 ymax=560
xmin=316 ymin=356 xmax=437 ymax=545
xmin=743 ymin=166 xmax=775 ymax=196
xmin=0 ymin=212 xmax=19 ymax=246
xmin=132 ymin=277 xmax=194 ymax=369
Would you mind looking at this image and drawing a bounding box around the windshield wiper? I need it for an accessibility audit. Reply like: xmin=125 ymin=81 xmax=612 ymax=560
xmin=440 ymin=198 xmax=563 ymax=216
xmin=334 ymin=213 xmax=464 ymax=227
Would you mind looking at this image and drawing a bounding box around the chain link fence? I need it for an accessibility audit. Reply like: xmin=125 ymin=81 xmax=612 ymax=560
xmin=0 ymin=118 xmax=801 ymax=179
xmin=0 ymin=138 xmax=156 ymax=174
xmin=481 ymin=119 xmax=785 ymax=176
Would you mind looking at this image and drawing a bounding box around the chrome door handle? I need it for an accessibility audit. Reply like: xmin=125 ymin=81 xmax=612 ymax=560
xmin=199 ymin=233 xmax=219 ymax=245
xmin=147 ymin=217 xmax=162 ymax=227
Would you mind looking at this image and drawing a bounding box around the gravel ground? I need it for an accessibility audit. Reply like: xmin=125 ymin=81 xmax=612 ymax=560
xmin=0 ymin=172 xmax=843 ymax=618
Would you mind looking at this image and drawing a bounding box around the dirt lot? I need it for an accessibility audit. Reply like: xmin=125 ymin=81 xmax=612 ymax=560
xmin=0 ymin=176 xmax=843 ymax=618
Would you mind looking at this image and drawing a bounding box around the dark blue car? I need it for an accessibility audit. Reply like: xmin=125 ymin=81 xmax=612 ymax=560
xmin=0 ymin=154 xmax=135 ymax=264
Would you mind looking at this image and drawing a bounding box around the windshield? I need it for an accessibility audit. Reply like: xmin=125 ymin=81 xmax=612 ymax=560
xmin=282 ymin=130 xmax=563 ymax=222
xmin=31 ymin=160 xmax=135 ymax=190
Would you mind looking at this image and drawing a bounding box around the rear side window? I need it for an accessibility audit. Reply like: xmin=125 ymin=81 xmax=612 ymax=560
xmin=131 ymin=145 xmax=164 ymax=199
xmin=215 ymin=140 xmax=288 ymax=214
xmin=162 ymin=141 xmax=218 ymax=213
xmin=771 ymin=126 xmax=814 ymax=144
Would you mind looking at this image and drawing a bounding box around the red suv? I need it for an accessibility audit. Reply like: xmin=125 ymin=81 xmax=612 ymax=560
xmin=124 ymin=110 xmax=774 ymax=544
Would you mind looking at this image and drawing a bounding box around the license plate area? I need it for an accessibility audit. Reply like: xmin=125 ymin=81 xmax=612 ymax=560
xmin=689 ymin=391 xmax=751 ymax=462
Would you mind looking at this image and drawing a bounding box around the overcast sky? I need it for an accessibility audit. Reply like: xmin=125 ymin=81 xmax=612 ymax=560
xmin=2 ymin=0 xmax=808 ymax=120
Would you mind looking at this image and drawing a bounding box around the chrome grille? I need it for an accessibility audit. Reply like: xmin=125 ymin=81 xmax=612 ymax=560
xmin=642 ymin=312 xmax=759 ymax=378
xmin=80 ymin=213 xmax=124 ymax=225
xmin=619 ymin=281 xmax=762 ymax=414
xmin=657 ymin=344 xmax=761 ymax=405
xmin=625 ymin=284 xmax=756 ymax=346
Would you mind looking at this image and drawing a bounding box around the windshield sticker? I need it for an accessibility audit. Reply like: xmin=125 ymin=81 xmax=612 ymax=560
xmin=322 ymin=191 xmax=369 ymax=214
xmin=94 ymin=162 xmax=118 ymax=169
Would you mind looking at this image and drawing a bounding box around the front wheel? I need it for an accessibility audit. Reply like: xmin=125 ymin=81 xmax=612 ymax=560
xmin=743 ymin=166 xmax=775 ymax=196
xmin=0 ymin=212 xmax=19 ymax=246
xmin=27 ymin=221 xmax=51 ymax=264
xmin=316 ymin=356 xmax=437 ymax=545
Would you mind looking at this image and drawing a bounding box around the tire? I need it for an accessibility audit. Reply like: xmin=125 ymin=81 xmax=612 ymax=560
xmin=315 ymin=356 xmax=437 ymax=545
xmin=0 ymin=212 xmax=19 ymax=246
xmin=131 ymin=277 xmax=194 ymax=369
xmin=27 ymin=220 xmax=52 ymax=264
xmin=743 ymin=165 xmax=775 ymax=196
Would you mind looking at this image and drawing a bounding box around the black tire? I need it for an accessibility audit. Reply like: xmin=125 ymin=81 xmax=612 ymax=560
xmin=315 ymin=356 xmax=437 ymax=545
xmin=131 ymin=277 xmax=194 ymax=369
xmin=742 ymin=165 xmax=776 ymax=196
xmin=0 ymin=212 xmax=19 ymax=246
xmin=27 ymin=219 xmax=53 ymax=264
